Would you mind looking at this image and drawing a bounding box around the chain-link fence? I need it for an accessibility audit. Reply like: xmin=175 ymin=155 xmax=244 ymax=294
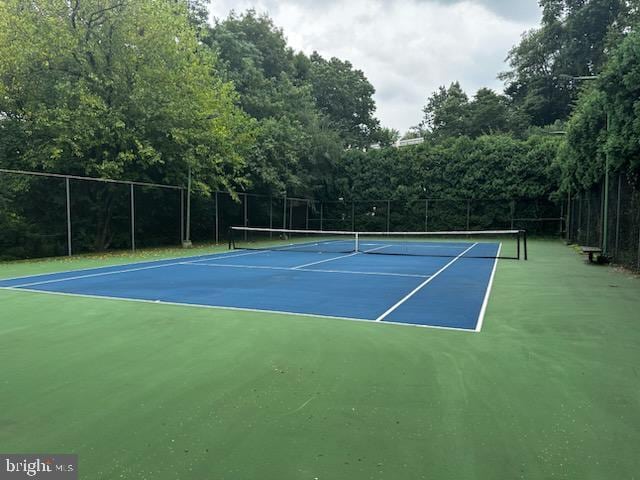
xmin=567 ymin=171 xmax=640 ymax=271
xmin=0 ymin=169 xmax=183 ymax=261
xmin=1 ymin=169 xmax=566 ymax=262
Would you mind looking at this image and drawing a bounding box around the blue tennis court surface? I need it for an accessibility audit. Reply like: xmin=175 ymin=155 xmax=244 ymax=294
xmin=0 ymin=241 xmax=502 ymax=331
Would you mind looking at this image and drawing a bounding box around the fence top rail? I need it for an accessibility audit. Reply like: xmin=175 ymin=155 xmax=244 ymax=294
xmin=0 ymin=168 xmax=184 ymax=191
xmin=317 ymin=198 xmax=549 ymax=204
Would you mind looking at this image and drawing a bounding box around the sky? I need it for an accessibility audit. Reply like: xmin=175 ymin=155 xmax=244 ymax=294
xmin=208 ymin=0 xmax=542 ymax=133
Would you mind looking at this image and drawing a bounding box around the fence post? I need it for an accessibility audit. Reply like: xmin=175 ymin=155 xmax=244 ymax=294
xmin=215 ymin=191 xmax=219 ymax=244
xmin=289 ymin=199 xmax=293 ymax=229
xmin=425 ymin=199 xmax=429 ymax=232
xmin=283 ymin=195 xmax=287 ymax=230
xmin=66 ymin=177 xmax=72 ymax=256
xmin=565 ymin=189 xmax=571 ymax=243
xmin=510 ymin=200 xmax=515 ymax=230
xmin=466 ymin=199 xmax=471 ymax=230
xmin=269 ymin=195 xmax=273 ymax=238
xmin=243 ymin=193 xmax=248 ymax=241
xmin=615 ymin=173 xmax=622 ymax=258
xmin=586 ymin=191 xmax=591 ymax=246
xmin=180 ymin=189 xmax=184 ymax=243
xmin=130 ymin=183 xmax=136 ymax=251
xmin=387 ymin=200 xmax=391 ymax=233
xmin=351 ymin=202 xmax=355 ymax=231
xmin=306 ymin=200 xmax=310 ymax=230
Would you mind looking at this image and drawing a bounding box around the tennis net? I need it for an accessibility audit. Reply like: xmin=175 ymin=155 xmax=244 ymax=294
xmin=229 ymin=227 xmax=527 ymax=260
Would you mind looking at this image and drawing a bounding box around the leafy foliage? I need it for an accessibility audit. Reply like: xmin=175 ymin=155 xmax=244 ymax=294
xmin=501 ymin=0 xmax=633 ymax=126
xmin=420 ymin=84 xmax=526 ymax=138
xmin=556 ymin=27 xmax=640 ymax=192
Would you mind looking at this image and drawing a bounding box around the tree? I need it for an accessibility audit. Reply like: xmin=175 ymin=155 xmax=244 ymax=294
xmin=555 ymin=27 xmax=640 ymax=194
xmin=207 ymin=11 xmax=347 ymax=198
xmin=421 ymin=82 xmax=470 ymax=137
xmin=307 ymin=53 xmax=380 ymax=148
xmin=375 ymin=128 xmax=401 ymax=147
xmin=0 ymin=0 xmax=254 ymax=249
xmin=421 ymin=84 xmax=525 ymax=138
xmin=600 ymin=28 xmax=640 ymax=171
xmin=501 ymin=0 xmax=632 ymax=126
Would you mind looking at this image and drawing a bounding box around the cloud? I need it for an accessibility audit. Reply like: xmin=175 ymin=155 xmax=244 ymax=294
xmin=209 ymin=0 xmax=540 ymax=133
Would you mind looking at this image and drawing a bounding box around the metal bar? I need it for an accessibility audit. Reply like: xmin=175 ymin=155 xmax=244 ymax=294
xmin=66 ymin=177 xmax=72 ymax=256
xmin=289 ymin=198 xmax=293 ymax=230
xmin=600 ymin=179 xmax=606 ymax=248
xmin=243 ymin=193 xmax=248 ymax=241
xmin=269 ymin=195 xmax=273 ymax=239
xmin=306 ymin=200 xmax=309 ymax=230
xmin=577 ymin=193 xmax=583 ymax=244
xmin=185 ymin=167 xmax=191 ymax=243
xmin=615 ymin=173 xmax=622 ymax=258
xmin=0 ymin=168 xmax=183 ymax=190
xmin=386 ymin=200 xmax=391 ymax=233
xmin=351 ymin=202 xmax=355 ymax=231
xmin=603 ymin=113 xmax=611 ymax=254
xmin=283 ymin=196 xmax=287 ymax=230
xmin=466 ymin=199 xmax=471 ymax=230
xmin=565 ymin=189 xmax=571 ymax=243
xmin=637 ymin=215 xmax=640 ymax=271
xmin=586 ymin=192 xmax=591 ymax=246
xmin=180 ymin=190 xmax=184 ymax=243
xmin=425 ymin=199 xmax=429 ymax=232
xmin=130 ymin=183 xmax=136 ymax=251
xmin=320 ymin=203 xmax=324 ymax=230
xmin=510 ymin=201 xmax=515 ymax=230
xmin=215 ymin=191 xmax=219 ymax=244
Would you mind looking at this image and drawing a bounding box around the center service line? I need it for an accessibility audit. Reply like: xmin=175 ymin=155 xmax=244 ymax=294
xmin=374 ymin=243 xmax=478 ymax=322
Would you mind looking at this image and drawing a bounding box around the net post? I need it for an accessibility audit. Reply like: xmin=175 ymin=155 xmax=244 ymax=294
xmin=466 ymin=199 xmax=471 ymax=230
xmin=130 ymin=183 xmax=136 ymax=252
xmin=523 ymin=230 xmax=528 ymax=261
xmin=320 ymin=202 xmax=324 ymax=230
xmin=228 ymin=227 xmax=234 ymax=250
xmin=306 ymin=200 xmax=310 ymax=230
xmin=355 ymin=232 xmax=359 ymax=253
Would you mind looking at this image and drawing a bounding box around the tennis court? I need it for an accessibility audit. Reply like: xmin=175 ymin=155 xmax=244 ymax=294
xmin=0 ymin=228 xmax=525 ymax=331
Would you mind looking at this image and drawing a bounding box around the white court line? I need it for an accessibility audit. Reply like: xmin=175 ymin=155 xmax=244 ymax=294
xmin=474 ymin=243 xmax=502 ymax=332
xmin=375 ymin=243 xmax=478 ymax=322
xmin=0 ymin=287 xmax=477 ymax=333
xmin=180 ymin=261 xmax=429 ymax=278
xmin=290 ymin=244 xmax=390 ymax=270
xmin=9 ymin=250 xmax=268 ymax=289
xmin=291 ymin=252 xmax=360 ymax=269
xmin=0 ymin=248 xmax=266 ymax=284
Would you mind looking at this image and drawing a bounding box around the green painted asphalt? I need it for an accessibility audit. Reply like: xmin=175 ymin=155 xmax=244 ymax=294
xmin=0 ymin=240 xmax=638 ymax=479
